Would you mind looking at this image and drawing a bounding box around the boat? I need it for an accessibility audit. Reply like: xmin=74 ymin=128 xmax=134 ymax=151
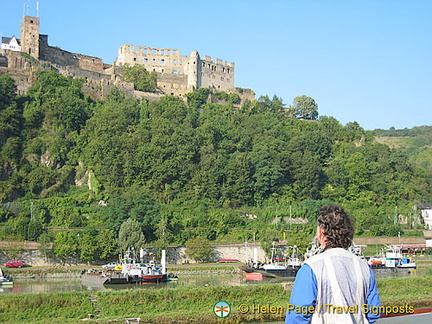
xmin=368 ymin=245 xmax=416 ymax=269
xmin=0 ymin=267 xmax=13 ymax=285
xmin=244 ymin=243 xmax=301 ymax=278
xmin=82 ymin=249 xmax=170 ymax=285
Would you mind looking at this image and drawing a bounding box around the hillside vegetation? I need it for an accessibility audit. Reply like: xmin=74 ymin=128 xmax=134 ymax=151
xmin=0 ymin=71 xmax=431 ymax=262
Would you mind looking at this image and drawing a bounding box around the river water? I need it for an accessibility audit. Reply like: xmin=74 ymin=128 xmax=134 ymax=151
xmin=0 ymin=263 xmax=427 ymax=294
xmin=0 ymin=273 xmax=292 ymax=294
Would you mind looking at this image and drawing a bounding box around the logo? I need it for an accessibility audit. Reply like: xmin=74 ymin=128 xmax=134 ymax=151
xmin=214 ymin=301 xmax=231 ymax=318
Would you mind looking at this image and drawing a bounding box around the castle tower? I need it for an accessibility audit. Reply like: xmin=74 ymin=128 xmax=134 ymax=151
xmin=187 ymin=51 xmax=200 ymax=91
xmin=20 ymin=16 xmax=40 ymax=58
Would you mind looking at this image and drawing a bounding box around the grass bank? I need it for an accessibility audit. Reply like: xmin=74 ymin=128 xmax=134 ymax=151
xmin=0 ymin=277 xmax=431 ymax=323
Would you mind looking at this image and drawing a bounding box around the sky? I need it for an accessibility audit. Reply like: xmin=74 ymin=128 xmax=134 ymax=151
xmin=1 ymin=0 xmax=431 ymax=130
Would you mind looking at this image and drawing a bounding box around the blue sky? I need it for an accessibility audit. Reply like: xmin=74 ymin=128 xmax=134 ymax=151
xmin=1 ymin=0 xmax=431 ymax=130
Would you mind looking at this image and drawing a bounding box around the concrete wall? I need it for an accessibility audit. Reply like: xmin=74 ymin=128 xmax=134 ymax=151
xmin=0 ymin=243 xmax=268 ymax=267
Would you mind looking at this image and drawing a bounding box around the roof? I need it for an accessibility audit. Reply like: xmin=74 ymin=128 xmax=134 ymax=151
xmin=418 ymin=202 xmax=432 ymax=210
xmin=1 ymin=36 xmax=20 ymax=45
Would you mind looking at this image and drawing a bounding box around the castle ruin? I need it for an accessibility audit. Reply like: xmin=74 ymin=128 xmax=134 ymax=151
xmin=0 ymin=15 xmax=253 ymax=102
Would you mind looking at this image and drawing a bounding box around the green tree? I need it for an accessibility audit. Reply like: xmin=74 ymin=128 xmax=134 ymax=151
xmin=97 ymin=229 xmax=118 ymax=260
xmin=53 ymin=231 xmax=79 ymax=263
xmin=27 ymin=219 xmax=43 ymax=241
xmin=122 ymin=63 xmax=157 ymax=92
xmin=118 ymin=218 xmax=146 ymax=253
xmin=184 ymin=237 xmax=215 ymax=262
xmin=291 ymin=95 xmax=318 ymax=120
xmin=185 ymin=88 xmax=210 ymax=109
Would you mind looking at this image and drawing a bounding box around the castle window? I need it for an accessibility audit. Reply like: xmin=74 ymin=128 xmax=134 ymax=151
xmin=144 ymin=58 xmax=148 ymax=63
xmin=179 ymin=59 xmax=183 ymax=65
xmin=161 ymin=50 xmax=165 ymax=56
xmin=73 ymin=55 xmax=77 ymax=59
xmin=152 ymin=49 xmax=157 ymax=55
xmin=227 ymin=69 xmax=230 ymax=74
xmin=173 ymin=71 xmax=178 ymax=74
xmin=162 ymin=69 xmax=164 ymax=73
xmin=167 ymin=50 xmax=171 ymax=55
xmin=173 ymin=59 xmax=176 ymax=65
xmin=179 ymin=71 xmax=183 ymax=75
xmin=161 ymin=59 xmax=165 ymax=64
xmin=30 ymin=20 xmax=34 ymax=23
xmin=152 ymin=59 xmax=156 ymax=63
xmin=144 ymin=48 xmax=148 ymax=55
xmin=133 ymin=58 xmax=136 ymax=61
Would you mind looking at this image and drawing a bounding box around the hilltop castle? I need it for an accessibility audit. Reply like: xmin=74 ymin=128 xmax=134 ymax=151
xmin=0 ymin=15 xmax=253 ymax=101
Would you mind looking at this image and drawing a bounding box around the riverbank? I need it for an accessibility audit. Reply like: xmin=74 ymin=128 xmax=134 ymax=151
xmin=0 ymin=276 xmax=431 ymax=323
xmin=4 ymin=263 xmax=241 ymax=279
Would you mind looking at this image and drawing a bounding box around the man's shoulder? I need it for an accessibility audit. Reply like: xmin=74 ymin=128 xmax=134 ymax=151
xmin=304 ymin=248 xmax=353 ymax=265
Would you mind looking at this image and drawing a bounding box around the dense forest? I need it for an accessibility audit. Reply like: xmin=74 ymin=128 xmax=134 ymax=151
xmin=1 ymin=71 xmax=431 ymax=262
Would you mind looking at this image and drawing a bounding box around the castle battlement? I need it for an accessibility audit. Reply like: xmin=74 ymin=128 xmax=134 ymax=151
xmin=1 ymin=15 xmax=254 ymax=102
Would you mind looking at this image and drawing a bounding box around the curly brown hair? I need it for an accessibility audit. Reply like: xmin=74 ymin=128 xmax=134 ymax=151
xmin=317 ymin=205 xmax=354 ymax=249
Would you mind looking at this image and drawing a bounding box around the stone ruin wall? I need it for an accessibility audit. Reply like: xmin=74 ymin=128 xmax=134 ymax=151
xmin=0 ymin=50 xmax=37 ymax=94
xmin=199 ymin=55 xmax=234 ymax=92
xmin=115 ymin=44 xmax=236 ymax=95
xmin=2 ymin=15 xmax=253 ymax=103
xmin=116 ymin=45 xmax=188 ymax=75
xmin=39 ymin=35 xmax=104 ymax=74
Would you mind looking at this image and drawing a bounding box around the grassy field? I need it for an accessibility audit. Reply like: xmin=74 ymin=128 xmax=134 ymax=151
xmin=0 ymin=275 xmax=431 ymax=323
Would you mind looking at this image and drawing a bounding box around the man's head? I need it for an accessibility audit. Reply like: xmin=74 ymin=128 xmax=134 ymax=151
xmin=316 ymin=204 xmax=354 ymax=249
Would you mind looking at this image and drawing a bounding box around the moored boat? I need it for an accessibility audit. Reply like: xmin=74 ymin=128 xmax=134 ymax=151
xmin=0 ymin=267 xmax=13 ymax=285
xmin=81 ymin=249 xmax=171 ymax=285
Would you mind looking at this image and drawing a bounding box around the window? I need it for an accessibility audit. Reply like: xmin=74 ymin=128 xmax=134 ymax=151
xmin=173 ymin=71 xmax=178 ymax=74
xmin=179 ymin=59 xmax=183 ymax=65
xmin=144 ymin=48 xmax=148 ymax=55
xmin=173 ymin=59 xmax=177 ymax=65
xmin=161 ymin=59 xmax=165 ymax=63
xmin=152 ymin=49 xmax=157 ymax=55
xmin=144 ymin=58 xmax=148 ymax=63
xmin=161 ymin=50 xmax=165 ymax=56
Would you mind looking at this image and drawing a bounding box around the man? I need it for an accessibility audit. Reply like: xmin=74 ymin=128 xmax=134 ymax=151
xmin=286 ymin=205 xmax=380 ymax=323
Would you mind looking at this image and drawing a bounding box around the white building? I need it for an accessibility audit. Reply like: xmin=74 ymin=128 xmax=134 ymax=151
xmin=1 ymin=36 xmax=21 ymax=51
xmin=418 ymin=203 xmax=432 ymax=230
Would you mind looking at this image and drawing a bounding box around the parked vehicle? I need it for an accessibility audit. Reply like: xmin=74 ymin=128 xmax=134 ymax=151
xmin=101 ymin=262 xmax=117 ymax=269
xmin=4 ymin=260 xmax=30 ymax=268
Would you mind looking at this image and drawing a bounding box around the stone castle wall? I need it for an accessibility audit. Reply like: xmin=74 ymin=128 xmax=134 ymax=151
xmin=2 ymin=15 xmax=253 ymax=102
xmin=39 ymin=35 xmax=104 ymax=74
xmin=116 ymin=44 xmax=236 ymax=95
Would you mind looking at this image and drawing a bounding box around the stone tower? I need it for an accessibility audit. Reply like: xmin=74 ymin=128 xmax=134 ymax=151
xmin=187 ymin=51 xmax=200 ymax=91
xmin=20 ymin=16 xmax=40 ymax=58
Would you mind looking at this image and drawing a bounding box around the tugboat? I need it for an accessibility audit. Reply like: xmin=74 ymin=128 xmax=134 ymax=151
xmin=82 ymin=249 xmax=169 ymax=285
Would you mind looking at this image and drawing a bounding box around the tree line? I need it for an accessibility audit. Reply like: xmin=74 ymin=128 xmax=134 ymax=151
xmin=0 ymin=71 xmax=431 ymax=262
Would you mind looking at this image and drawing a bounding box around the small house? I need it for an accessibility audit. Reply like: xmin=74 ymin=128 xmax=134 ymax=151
xmin=418 ymin=202 xmax=432 ymax=230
